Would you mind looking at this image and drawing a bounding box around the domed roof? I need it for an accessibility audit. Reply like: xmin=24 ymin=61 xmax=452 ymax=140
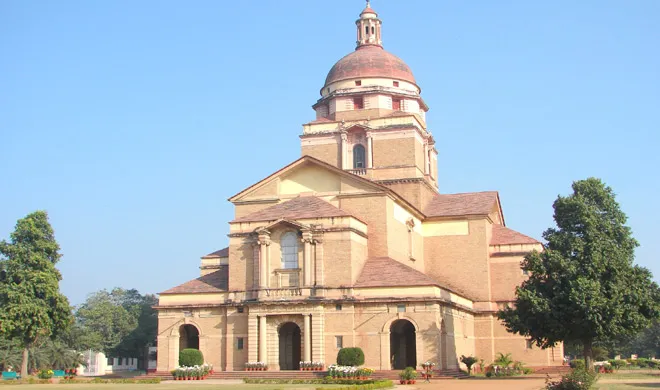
xmin=324 ymin=45 xmax=417 ymax=87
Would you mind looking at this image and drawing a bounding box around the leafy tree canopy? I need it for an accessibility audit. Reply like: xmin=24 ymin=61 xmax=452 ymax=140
xmin=498 ymin=178 xmax=660 ymax=370
xmin=0 ymin=211 xmax=73 ymax=375
xmin=73 ymin=288 xmax=157 ymax=360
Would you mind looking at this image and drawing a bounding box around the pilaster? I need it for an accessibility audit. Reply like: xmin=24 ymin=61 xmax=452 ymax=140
xmin=257 ymin=230 xmax=271 ymax=289
xmin=302 ymin=231 xmax=313 ymax=286
xmin=258 ymin=315 xmax=268 ymax=364
xmin=303 ymin=314 xmax=312 ymax=362
xmin=311 ymin=313 xmax=325 ymax=363
xmin=248 ymin=315 xmax=258 ymax=363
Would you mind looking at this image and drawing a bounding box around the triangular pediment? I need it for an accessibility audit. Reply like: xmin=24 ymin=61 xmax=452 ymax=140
xmin=228 ymin=156 xmax=388 ymax=203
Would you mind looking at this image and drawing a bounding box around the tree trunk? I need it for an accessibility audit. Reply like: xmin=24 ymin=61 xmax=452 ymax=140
xmin=583 ymin=338 xmax=594 ymax=372
xmin=21 ymin=347 xmax=29 ymax=377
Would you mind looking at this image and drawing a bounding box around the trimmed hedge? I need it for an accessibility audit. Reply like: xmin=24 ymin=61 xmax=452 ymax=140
xmin=316 ymin=380 xmax=393 ymax=390
xmin=243 ymin=378 xmax=380 ymax=385
xmin=569 ymin=359 xmax=585 ymax=370
xmin=337 ymin=347 xmax=365 ymax=366
xmin=179 ymin=348 xmax=204 ymax=367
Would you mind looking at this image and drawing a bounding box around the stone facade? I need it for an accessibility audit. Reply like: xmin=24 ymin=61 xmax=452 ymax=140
xmin=154 ymin=2 xmax=563 ymax=373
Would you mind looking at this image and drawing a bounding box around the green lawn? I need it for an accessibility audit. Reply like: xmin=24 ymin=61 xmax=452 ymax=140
xmin=0 ymin=385 xmax=344 ymax=390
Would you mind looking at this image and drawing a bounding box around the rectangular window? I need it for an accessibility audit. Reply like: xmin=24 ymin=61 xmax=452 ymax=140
xmin=237 ymin=337 xmax=244 ymax=350
xmin=355 ymin=80 xmax=362 ymax=86
xmin=335 ymin=336 xmax=343 ymax=349
xmin=107 ymin=358 xmax=113 ymax=366
xmin=393 ymin=81 xmax=399 ymax=87
xmin=336 ymin=304 xmax=342 ymax=311
xmin=237 ymin=306 xmax=244 ymax=313
xmin=353 ymin=97 xmax=364 ymax=110
xmin=397 ymin=304 xmax=406 ymax=313
xmin=526 ymin=339 xmax=533 ymax=349
xmin=392 ymin=98 xmax=401 ymax=111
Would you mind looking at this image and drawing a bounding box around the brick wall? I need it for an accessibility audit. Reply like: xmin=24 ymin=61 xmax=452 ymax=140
xmin=301 ymin=143 xmax=340 ymax=167
xmin=373 ymin=138 xmax=416 ymax=167
xmin=424 ymin=219 xmax=491 ymax=301
xmin=339 ymin=195 xmax=388 ymax=258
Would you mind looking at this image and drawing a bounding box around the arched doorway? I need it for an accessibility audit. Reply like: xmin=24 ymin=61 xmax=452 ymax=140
xmin=179 ymin=324 xmax=199 ymax=351
xmin=390 ymin=319 xmax=417 ymax=369
xmin=278 ymin=322 xmax=301 ymax=370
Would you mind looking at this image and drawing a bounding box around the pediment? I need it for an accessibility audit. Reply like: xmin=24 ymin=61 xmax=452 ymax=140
xmin=228 ymin=156 xmax=387 ymax=203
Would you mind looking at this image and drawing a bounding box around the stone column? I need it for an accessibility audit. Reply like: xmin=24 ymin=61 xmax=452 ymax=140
xmin=248 ymin=315 xmax=259 ymax=363
xmin=423 ymin=141 xmax=430 ymax=175
xmin=366 ymin=133 xmax=373 ymax=168
xmin=258 ymin=231 xmax=271 ymax=289
xmin=303 ymin=314 xmax=312 ymax=362
xmin=340 ymin=132 xmax=348 ymax=169
xmin=258 ymin=316 xmax=268 ymax=364
xmin=302 ymin=231 xmax=313 ymax=286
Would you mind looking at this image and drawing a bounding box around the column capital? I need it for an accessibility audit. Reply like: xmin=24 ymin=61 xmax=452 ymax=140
xmin=257 ymin=230 xmax=271 ymax=246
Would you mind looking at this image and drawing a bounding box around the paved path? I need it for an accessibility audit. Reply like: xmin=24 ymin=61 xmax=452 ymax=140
xmin=399 ymin=378 xmax=548 ymax=390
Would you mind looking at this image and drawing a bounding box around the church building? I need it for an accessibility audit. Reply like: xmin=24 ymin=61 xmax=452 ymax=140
xmin=155 ymin=2 xmax=563 ymax=372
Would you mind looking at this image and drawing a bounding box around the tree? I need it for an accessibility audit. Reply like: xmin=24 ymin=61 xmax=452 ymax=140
xmin=0 ymin=211 xmax=73 ymax=375
xmin=74 ymin=288 xmax=157 ymax=366
xmin=459 ymin=355 xmax=478 ymax=375
xmin=498 ymin=178 xmax=660 ymax=371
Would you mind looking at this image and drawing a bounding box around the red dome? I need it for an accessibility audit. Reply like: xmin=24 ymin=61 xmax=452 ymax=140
xmin=324 ymin=46 xmax=417 ymax=88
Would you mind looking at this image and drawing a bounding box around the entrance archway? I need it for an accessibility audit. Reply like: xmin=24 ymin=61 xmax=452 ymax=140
xmin=390 ymin=319 xmax=417 ymax=369
xmin=278 ymin=322 xmax=301 ymax=370
xmin=179 ymin=324 xmax=199 ymax=351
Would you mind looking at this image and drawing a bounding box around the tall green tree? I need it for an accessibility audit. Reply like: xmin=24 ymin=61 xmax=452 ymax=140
xmin=498 ymin=178 xmax=660 ymax=371
xmin=0 ymin=211 xmax=73 ymax=375
xmin=74 ymin=288 xmax=157 ymax=366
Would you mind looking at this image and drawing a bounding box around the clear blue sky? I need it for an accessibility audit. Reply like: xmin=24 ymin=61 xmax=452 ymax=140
xmin=1 ymin=1 xmax=658 ymax=305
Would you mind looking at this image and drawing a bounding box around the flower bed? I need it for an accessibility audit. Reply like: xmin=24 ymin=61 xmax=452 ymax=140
xmin=327 ymin=365 xmax=374 ymax=380
xmin=245 ymin=362 xmax=268 ymax=371
xmin=299 ymin=361 xmax=325 ymax=371
xmin=171 ymin=363 xmax=213 ymax=380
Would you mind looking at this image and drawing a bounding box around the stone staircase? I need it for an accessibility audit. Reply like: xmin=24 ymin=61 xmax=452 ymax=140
xmin=141 ymin=368 xmax=467 ymax=381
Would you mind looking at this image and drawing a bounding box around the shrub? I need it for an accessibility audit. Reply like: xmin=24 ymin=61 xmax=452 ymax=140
xmin=569 ymin=359 xmax=585 ymax=370
xmin=179 ymin=348 xmax=204 ymax=367
xmin=647 ymin=360 xmax=658 ymax=369
xmin=485 ymin=371 xmax=493 ymax=378
xmin=545 ymin=369 xmax=597 ymax=390
xmin=460 ymin=355 xmax=478 ymax=375
xmin=608 ymin=360 xmax=626 ymax=370
xmin=592 ymin=347 xmax=609 ymax=361
xmin=635 ymin=358 xmax=650 ymax=368
xmin=337 ymin=348 xmax=365 ymax=367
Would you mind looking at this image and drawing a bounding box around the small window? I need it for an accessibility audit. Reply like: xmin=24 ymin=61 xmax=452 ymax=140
xmin=336 ymin=336 xmax=343 ymax=349
xmin=371 ymin=26 xmax=375 ymax=34
xmin=526 ymin=339 xmax=533 ymax=349
xmin=353 ymin=97 xmax=364 ymax=110
xmin=392 ymin=98 xmax=401 ymax=111
xmin=336 ymin=304 xmax=342 ymax=311
xmin=327 ymin=87 xmax=330 ymax=93
xmin=281 ymin=231 xmax=299 ymax=269
xmin=107 ymin=358 xmax=113 ymax=366
xmin=397 ymin=304 xmax=406 ymax=313
xmin=365 ymin=26 xmax=369 ymax=35
xmin=184 ymin=311 xmax=192 ymax=317
xmin=353 ymin=144 xmax=366 ymax=168
xmin=237 ymin=337 xmax=244 ymax=350
xmin=393 ymin=81 xmax=399 ymax=87
xmin=355 ymin=80 xmax=361 ymax=86
xmin=237 ymin=306 xmax=244 ymax=313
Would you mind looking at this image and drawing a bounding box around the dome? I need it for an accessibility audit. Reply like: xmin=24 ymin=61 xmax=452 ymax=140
xmin=324 ymin=45 xmax=417 ymax=88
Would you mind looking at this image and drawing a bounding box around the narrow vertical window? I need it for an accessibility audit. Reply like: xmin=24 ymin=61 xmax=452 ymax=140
xmin=365 ymin=26 xmax=369 ymax=35
xmin=526 ymin=339 xmax=533 ymax=349
xmin=371 ymin=26 xmax=375 ymax=34
xmin=353 ymin=144 xmax=366 ymax=169
xmin=392 ymin=98 xmax=401 ymax=111
xmin=353 ymin=97 xmax=364 ymax=110
xmin=281 ymin=232 xmax=299 ymax=269
xmin=336 ymin=336 xmax=343 ymax=348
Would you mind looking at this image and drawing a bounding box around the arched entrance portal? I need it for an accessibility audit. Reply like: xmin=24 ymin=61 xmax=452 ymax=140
xmin=390 ymin=319 xmax=417 ymax=369
xmin=179 ymin=324 xmax=199 ymax=351
xmin=278 ymin=322 xmax=301 ymax=370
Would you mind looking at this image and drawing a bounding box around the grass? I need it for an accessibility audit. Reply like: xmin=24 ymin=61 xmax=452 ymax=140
xmin=0 ymin=385 xmax=345 ymax=390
